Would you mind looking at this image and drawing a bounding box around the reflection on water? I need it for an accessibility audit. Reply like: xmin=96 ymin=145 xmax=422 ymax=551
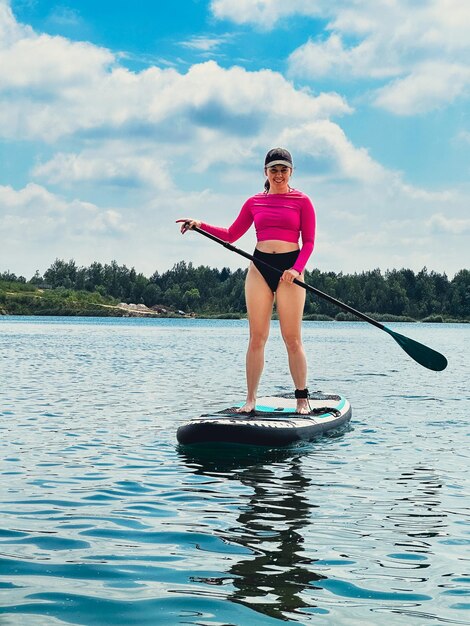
xmin=227 ymin=460 xmax=323 ymax=619
xmin=179 ymin=446 xmax=325 ymax=621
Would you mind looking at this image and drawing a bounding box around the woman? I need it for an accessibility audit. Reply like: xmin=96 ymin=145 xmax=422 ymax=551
xmin=177 ymin=148 xmax=316 ymax=414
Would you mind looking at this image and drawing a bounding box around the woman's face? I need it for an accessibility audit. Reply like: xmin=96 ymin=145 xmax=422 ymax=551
xmin=265 ymin=165 xmax=292 ymax=191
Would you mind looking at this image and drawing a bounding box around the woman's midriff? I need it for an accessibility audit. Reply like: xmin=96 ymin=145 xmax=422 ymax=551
xmin=255 ymin=240 xmax=299 ymax=254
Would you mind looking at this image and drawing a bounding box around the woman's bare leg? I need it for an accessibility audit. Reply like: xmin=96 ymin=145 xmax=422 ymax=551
xmin=237 ymin=263 xmax=274 ymax=412
xmin=276 ymin=276 xmax=309 ymax=414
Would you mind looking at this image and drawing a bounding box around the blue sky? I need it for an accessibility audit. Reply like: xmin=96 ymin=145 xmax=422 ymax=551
xmin=1 ymin=0 xmax=469 ymax=278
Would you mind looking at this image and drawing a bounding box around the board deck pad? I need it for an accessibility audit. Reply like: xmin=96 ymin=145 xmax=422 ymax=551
xmin=229 ymin=392 xmax=343 ymax=415
xmin=177 ymin=392 xmax=352 ymax=447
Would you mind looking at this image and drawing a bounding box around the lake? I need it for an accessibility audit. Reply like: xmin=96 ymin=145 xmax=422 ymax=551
xmin=1 ymin=316 xmax=469 ymax=625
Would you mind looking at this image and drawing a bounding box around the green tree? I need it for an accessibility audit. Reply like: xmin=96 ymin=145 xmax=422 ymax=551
xmin=43 ymin=259 xmax=77 ymax=288
xmin=448 ymin=270 xmax=470 ymax=318
xmin=142 ymin=284 xmax=162 ymax=307
xmin=182 ymin=287 xmax=200 ymax=310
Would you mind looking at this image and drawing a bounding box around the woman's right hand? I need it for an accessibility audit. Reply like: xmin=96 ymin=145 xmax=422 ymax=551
xmin=175 ymin=219 xmax=201 ymax=234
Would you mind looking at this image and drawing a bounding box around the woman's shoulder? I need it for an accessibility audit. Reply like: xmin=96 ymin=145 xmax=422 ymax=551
xmin=289 ymin=188 xmax=308 ymax=197
xmin=288 ymin=188 xmax=313 ymax=203
xmin=291 ymin=189 xmax=315 ymax=213
xmin=242 ymin=192 xmax=267 ymax=206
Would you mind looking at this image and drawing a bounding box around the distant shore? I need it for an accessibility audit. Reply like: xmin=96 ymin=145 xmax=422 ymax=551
xmin=0 ymin=287 xmax=466 ymax=323
xmin=1 ymin=269 xmax=468 ymax=323
xmin=0 ymin=303 xmax=465 ymax=324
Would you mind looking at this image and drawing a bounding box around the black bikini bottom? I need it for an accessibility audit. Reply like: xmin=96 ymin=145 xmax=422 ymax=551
xmin=252 ymin=249 xmax=300 ymax=293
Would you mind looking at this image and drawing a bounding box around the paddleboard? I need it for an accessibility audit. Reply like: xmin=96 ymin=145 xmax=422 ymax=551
xmin=176 ymin=392 xmax=351 ymax=447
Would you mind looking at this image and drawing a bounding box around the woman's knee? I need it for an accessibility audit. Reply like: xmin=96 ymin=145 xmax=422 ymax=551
xmin=249 ymin=331 xmax=269 ymax=351
xmin=282 ymin=334 xmax=303 ymax=354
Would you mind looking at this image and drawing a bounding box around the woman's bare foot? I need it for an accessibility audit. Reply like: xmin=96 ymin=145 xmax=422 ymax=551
xmin=236 ymin=400 xmax=256 ymax=414
xmin=296 ymin=398 xmax=310 ymax=415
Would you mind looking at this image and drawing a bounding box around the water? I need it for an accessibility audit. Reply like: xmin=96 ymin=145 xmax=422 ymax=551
xmin=1 ymin=316 xmax=469 ymax=625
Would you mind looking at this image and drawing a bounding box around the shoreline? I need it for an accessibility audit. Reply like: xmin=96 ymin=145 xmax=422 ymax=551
xmin=0 ymin=310 xmax=467 ymax=323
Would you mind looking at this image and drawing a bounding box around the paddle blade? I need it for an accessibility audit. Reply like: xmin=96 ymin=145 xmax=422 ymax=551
xmin=385 ymin=328 xmax=448 ymax=371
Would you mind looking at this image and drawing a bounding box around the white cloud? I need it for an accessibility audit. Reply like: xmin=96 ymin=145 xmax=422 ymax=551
xmin=0 ymin=1 xmax=33 ymax=45
xmin=456 ymin=130 xmax=470 ymax=145
xmin=209 ymin=0 xmax=470 ymax=115
xmin=0 ymin=183 xmax=128 ymax=239
xmin=279 ymin=121 xmax=388 ymax=184
xmin=47 ymin=6 xmax=83 ymax=28
xmin=210 ymin=0 xmax=324 ymax=29
xmin=374 ymin=62 xmax=470 ymax=115
xmin=180 ymin=34 xmax=232 ymax=52
xmin=288 ymin=34 xmax=402 ymax=80
xmin=427 ymin=213 xmax=470 ymax=235
xmin=0 ymin=30 xmax=114 ymax=90
xmin=33 ymin=148 xmax=174 ymax=190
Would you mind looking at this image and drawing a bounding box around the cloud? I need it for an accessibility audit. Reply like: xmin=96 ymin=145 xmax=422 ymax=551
xmin=374 ymin=62 xmax=470 ymax=115
xmin=278 ymin=121 xmax=388 ymax=184
xmin=288 ymin=34 xmax=401 ymax=80
xmin=210 ymin=0 xmax=324 ymax=29
xmin=33 ymin=148 xmax=174 ymax=190
xmin=47 ymin=6 xmax=83 ymax=28
xmin=427 ymin=213 xmax=470 ymax=235
xmin=0 ymin=1 xmax=33 ymax=45
xmin=456 ymin=130 xmax=470 ymax=148
xmin=211 ymin=0 xmax=470 ymax=115
xmin=0 ymin=183 xmax=129 ymax=240
xmin=180 ymin=34 xmax=232 ymax=52
xmin=0 ymin=26 xmax=114 ymax=91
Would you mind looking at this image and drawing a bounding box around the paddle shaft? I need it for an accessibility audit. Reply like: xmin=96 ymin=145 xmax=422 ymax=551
xmin=192 ymin=225 xmax=385 ymax=330
xmin=189 ymin=224 xmax=448 ymax=371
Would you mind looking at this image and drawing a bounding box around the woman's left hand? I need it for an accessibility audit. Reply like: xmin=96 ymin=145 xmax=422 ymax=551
xmin=281 ymin=268 xmax=300 ymax=284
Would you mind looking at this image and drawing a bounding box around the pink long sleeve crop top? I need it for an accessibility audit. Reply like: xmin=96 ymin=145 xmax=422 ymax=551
xmin=200 ymin=189 xmax=316 ymax=273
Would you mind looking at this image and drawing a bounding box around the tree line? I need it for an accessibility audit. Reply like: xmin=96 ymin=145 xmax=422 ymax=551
xmin=2 ymin=259 xmax=469 ymax=320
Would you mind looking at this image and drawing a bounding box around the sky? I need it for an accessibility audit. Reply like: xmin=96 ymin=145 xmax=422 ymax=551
xmin=1 ymin=0 xmax=469 ymax=280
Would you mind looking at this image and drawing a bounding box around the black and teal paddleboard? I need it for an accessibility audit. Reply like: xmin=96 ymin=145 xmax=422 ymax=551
xmin=176 ymin=392 xmax=351 ymax=446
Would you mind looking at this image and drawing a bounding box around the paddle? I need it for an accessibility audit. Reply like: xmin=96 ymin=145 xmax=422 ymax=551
xmin=187 ymin=224 xmax=448 ymax=372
